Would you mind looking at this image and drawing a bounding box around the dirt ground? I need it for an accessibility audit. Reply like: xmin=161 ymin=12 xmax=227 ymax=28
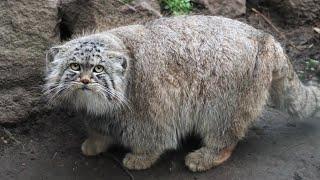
xmin=1 ymin=2 xmax=320 ymax=180
xmin=1 ymin=109 xmax=319 ymax=180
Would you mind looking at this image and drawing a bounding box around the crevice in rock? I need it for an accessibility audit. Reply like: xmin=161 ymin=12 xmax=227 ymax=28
xmin=57 ymin=6 xmax=73 ymax=41
xmin=59 ymin=16 xmax=73 ymax=41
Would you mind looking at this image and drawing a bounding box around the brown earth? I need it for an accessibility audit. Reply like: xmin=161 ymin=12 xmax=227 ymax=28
xmin=0 ymin=1 xmax=320 ymax=180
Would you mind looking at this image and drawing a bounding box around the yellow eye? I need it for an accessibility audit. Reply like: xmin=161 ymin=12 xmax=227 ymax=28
xmin=70 ymin=63 xmax=80 ymax=71
xmin=94 ymin=65 xmax=104 ymax=73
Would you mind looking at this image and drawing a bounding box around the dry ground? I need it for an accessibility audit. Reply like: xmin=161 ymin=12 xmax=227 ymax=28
xmin=0 ymin=109 xmax=319 ymax=180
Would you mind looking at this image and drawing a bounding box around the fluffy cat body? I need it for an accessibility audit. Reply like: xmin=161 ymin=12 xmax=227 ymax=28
xmin=45 ymin=16 xmax=320 ymax=172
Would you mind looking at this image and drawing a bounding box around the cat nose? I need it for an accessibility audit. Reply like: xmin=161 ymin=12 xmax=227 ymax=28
xmin=80 ymin=75 xmax=91 ymax=84
xmin=81 ymin=79 xmax=90 ymax=84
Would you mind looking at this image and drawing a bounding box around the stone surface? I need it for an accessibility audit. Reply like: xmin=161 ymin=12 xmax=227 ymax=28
xmin=58 ymin=0 xmax=159 ymax=39
xmin=198 ymin=0 xmax=246 ymax=18
xmin=0 ymin=0 xmax=59 ymax=124
xmin=130 ymin=0 xmax=162 ymax=17
xmin=0 ymin=88 xmax=34 ymax=124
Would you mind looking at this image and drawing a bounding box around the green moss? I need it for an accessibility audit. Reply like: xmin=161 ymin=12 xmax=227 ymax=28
xmin=305 ymin=58 xmax=319 ymax=72
xmin=162 ymin=0 xmax=192 ymax=15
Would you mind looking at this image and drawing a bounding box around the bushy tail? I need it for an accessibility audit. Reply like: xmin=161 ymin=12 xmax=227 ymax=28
xmin=269 ymin=38 xmax=320 ymax=119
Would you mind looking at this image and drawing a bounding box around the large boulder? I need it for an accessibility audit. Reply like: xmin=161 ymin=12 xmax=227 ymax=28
xmin=58 ymin=0 xmax=159 ymax=40
xmin=0 ymin=0 xmax=59 ymax=124
xmin=198 ymin=0 xmax=246 ymax=18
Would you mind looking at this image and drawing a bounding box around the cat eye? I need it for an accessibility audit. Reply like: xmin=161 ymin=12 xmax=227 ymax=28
xmin=70 ymin=63 xmax=80 ymax=71
xmin=93 ymin=65 xmax=104 ymax=73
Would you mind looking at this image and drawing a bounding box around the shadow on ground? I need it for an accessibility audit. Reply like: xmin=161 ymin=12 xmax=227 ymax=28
xmin=0 ymin=108 xmax=319 ymax=180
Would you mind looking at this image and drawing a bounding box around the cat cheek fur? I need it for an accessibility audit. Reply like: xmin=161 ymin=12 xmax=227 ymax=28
xmin=62 ymin=71 xmax=79 ymax=83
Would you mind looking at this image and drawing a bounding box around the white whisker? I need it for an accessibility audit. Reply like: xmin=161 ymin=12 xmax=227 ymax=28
xmin=94 ymin=84 xmax=133 ymax=112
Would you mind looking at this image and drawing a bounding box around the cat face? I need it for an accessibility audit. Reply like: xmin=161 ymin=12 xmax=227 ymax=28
xmin=44 ymin=36 xmax=130 ymax=115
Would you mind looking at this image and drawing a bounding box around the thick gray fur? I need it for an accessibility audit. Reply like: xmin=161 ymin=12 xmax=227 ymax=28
xmin=44 ymin=16 xmax=320 ymax=172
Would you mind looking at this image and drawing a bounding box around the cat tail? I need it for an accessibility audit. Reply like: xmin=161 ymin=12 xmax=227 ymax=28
xmin=268 ymin=36 xmax=320 ymax=119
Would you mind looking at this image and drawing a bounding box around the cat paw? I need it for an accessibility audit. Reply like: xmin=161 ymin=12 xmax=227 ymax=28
xmin=123 ymin=153 xmax=159 ymax=170
xmin=81 ymin=138 xmax=107 ymax=156
xmin=185 ymin=146 xmax=234 ymax=172
xmin=185 ymin=150 xmax=213 ymax=172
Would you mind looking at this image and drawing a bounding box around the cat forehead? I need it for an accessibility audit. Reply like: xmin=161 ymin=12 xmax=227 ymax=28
xmin=74 ymin=40 xmax=105 ymax=53
xmin=61 ymin=38 xmax=128 ymax=64
xmin=66 ymin=41 xmax=105 ymax=63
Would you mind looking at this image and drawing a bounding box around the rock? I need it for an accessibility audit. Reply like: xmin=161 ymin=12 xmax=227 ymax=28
xmin=128 ymin=0 xmax=162 ymax=17
xmin=58 ymin=0 xmax=159 ymax=39
xmin=0 ymin=0 xmax=59 ymax=124
xmin=266 ymin=0 xmax=320 ymax=24
xmin=198 ymin=0 xmax=246 ymax=18
xmin=0 ymin=88 xmax=35 ymax=124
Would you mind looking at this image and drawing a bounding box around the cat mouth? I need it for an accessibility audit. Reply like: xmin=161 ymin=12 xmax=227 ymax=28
xmin=81 ymin=85 xmax=91 ymax=91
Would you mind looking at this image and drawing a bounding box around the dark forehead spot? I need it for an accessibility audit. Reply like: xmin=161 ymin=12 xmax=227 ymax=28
xmin=95 ymin=54 xmax=102 ymax=60
xmin=84 ymin=61 xmax=93 ymax=68
xmin=78 ymin=41 xmax=104 ymax=50
xmin=72 ymin=41 xmax=106 ymax=61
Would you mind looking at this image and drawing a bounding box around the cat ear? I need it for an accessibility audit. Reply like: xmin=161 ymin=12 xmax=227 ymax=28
xmin=115 ymin=55 xmax=128 ymax=71
xmin=46 ymin=46 xmax=61 ymax=63
xmin=45 ymin=46 xmax=62 ymax=72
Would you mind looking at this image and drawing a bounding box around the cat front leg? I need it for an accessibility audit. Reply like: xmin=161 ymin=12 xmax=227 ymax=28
xmin=121 ymin=126 xmax=174 ymax=170
xmin=81 ymin=129 xmax=113 ymax=156
xmin=185 ymin=133 xmax=238 ymax=172
xmin=122 ymin=151 xmax=161 ymax=170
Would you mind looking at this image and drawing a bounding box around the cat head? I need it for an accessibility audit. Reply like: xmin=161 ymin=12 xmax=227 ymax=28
xmin=44 ymin=33 xmax=130 ymax=115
